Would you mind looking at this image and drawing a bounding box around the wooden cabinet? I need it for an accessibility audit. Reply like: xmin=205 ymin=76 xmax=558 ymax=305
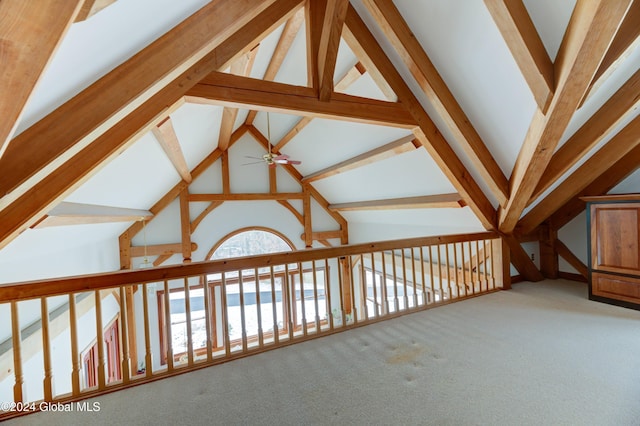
xmin=585 ymin=195 xmax=640 ymax=310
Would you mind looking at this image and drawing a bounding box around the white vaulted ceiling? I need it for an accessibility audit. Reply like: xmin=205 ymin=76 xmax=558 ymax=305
xmin=0 ymin=0 xmax=639 ymax=283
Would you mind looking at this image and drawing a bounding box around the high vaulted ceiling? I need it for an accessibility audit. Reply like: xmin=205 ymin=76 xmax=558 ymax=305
xmin=0 ymin=0 xmax=639 ymax=282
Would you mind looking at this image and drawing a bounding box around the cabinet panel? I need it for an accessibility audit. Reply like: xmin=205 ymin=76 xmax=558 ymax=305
xmin=592 ymin=272 xmax=640 ymax=305
xmin=591 ymin=204 xmax=640 ymax=275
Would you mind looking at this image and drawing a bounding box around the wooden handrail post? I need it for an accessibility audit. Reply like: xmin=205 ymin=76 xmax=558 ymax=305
xmin=494 ymin=237 xmax=511 ymax=290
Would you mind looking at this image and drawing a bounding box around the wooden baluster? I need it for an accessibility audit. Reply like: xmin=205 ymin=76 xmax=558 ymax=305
xmin=428 ymin=246 xmax=435 ymax=303
xmin=163 ymin=281 xmax=174 ymax=371
xmin=381 ymin=251 xmax=389 ymax=314
xmin=437 ymin=245 xmax=445 ymax=300
xmin=419 ymin=247 xmax=426 ymax=305
xmin=400 ymin=250 xmax=409 ymax=310
xmin=347 ymin=256 xmax=357 ymax=324
xmin=359 ymin=254 xmax=369 ymax=320
xmin=41 ymin=297 xmax=54 ymax=401
xmin=254 ymin=267 xmax=264 ymax=347
xmin=94 ymin=290 xmax=106 ymax=389
xmin=288 ymin=265 xmax=297 ymax=334
xmin=11 ymin=302 xmax=25 ymax=403
xmin=69 ymin=294 xmax=81 ymax=395
xmin=466 ymin=241 xmax=474 ymax=294
xmin=202 ymin=275 xmax=213 ymax=362
xmin=453 ymin=244 xmax=459 ymax=298
xmin=391 ymin=250 xmax=399 ymax=311
xmin=476 ymin=240 xmax=482 ymax=292
xmin=336 ymin=258 xmax=346 ymax=326
xmin=297 ymin=263 xmax=307 ymax=336
xmin=284 ymin=264 xmax=294 ymax=340
xmin=183 ymin=278 xmax=194 ymax=365
xmin=221 ymin=273 xmax=231 ymax=357
xmin=141 ymin=283 xmax=153 ymax=377
xmin=324 ymin=259 xmax=334 ymax=330
xmin=445 ymin=244 xmax=452 ymax=299
xmin=118 ymin=286 xmax=131 ymax=384
xmin=369 ymin=253 xmax=379 ymax=318
xmin=489 ymin=239 xmax=497 ymax=290
xmin=211 ymin=285 xmax=219 ymax=354
xmin=238 ymin=270 xmax=247 ymax=352
xmin=484 ymin=240 xmax=491 ymax=290
xmin=311 ymin=260 xmax=320 ymax=331
xmin=460 ymin=241 xmax=467 ymax=296
xmin=269 ymin=266 xmax=279 ymax=344
xmin=410 ymin=248 xmax=418 ymax=307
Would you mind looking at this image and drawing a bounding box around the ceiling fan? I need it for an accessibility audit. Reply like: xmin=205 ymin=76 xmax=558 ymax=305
xmin=244 ymin=112 xmax=302 ymax=168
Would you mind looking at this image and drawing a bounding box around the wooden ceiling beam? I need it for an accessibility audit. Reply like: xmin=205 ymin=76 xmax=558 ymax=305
xmin=151 ymin=117 xmax=192 ymax=183
xmin=498 ymin=0 xmax=632 ymax=233
xmin=502 ymin=233 xmax=544 ymax=281
xmin=75 ymin=0 xmax=117 ymax=22
xmin=274 ymin=117 xmax=313 ymax=152
xmin=278 ymin=200 xmax=304 ymax=225
xmin=187 ymin=72 xmax=416 ymax=128
xmin=273 ymin=61 xmax=367 ymax=152
xmin=219 ymin=47 xmax=258 ymax=151
xmin=189 ymin=193 xmax=305 ymax=202
xmin=531 ymin=67 xmax=640 ymax=203
xmin=547 ymin=143 xmax=640 ymax=231
xmin=484 ymin=0 xmax=554 ymax=112
xmin=305 ymin=0 xmax=326 ymax=90
xmin=365 ymin=0 xmax=510 ymax=207
xmin=554 ymin=239 xmax=588 ymax=279
xmin=34 ymin=202 xmax=152 ymax=228
xmin=0 ymin=0 xmax=83 ymax=160
xmin=0 ymin=0 xmax=301 ymax=250
xmin=191 ymin=202 xmax=224 ymax=232
xmin=517 ymin=114 xmax=640 ymax=235
xmin=334 ymin=62 xmax=366 ymax=92
xmin=245 ymin=7 xmax=305 ymax=125
xmin=343 ymin=5 xmax=496 ymax=230
xmin=329 ymin=194 xmax=465 ymax=211
xmin=580 ymin=0 xmax=640 ymax=105
xmin=302 ymin=134 xmax=418 ymax=183
xmin=317 ymin=0 xmax=350 ymax=101
xmin=0 ymin=0 xmax=286 ymax=203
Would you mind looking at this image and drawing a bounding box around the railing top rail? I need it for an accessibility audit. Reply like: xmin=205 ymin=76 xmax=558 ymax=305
xmin=0 ymin=232 xmax=498 ymax=303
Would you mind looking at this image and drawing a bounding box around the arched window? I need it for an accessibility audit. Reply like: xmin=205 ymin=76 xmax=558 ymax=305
xmin=159 ymin=228 xmax=327 ymax=365
xmin=208 ymin=227 xmax=294 ymax=260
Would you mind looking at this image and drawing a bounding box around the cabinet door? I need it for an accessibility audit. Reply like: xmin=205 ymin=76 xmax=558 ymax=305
xmin=591 ymin=203 xmax=640 ymax=275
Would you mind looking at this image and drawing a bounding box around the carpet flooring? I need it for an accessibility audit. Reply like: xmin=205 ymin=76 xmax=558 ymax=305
xmin=5 ymin=279 xmax=640 ymax=425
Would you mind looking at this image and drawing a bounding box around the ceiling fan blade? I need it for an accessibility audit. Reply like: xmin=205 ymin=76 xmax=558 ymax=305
xmin=287 ymin=160 xmax=302 ymax=165
xmin=241 ymin=160 xmax=265 ymax=166
xmin=273 ymin=154 xmax=289 ymax=161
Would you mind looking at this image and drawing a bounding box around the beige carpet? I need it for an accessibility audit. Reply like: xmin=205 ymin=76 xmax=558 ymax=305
xmin=5 ymin=279 xmax=640 ymax=425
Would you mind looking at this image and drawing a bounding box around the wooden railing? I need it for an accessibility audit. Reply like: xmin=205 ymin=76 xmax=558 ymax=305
xmin=0 ymin=232 xmax=505 ymax=419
